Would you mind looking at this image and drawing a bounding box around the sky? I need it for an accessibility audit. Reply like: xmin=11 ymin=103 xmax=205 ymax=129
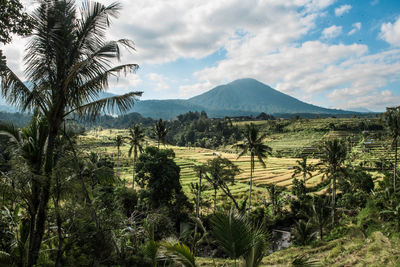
xmin=2 ymin=0 xmax=400 ymax=111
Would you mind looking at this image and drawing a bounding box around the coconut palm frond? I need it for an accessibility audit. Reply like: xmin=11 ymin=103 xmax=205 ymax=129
xmin=158 ymin=238 xmax=196 ymax=267
xmin=242 ymin=228 xmax=269 ymax=267
xmin=210 ymin=209 xmax=253 ymax=259
xmin=0 ymin=64 xmax=46 ymax=112
xmin=0 ymin=121 xmax=21 ymax=144
xmin=68 ymin=91 xmax=142 ymax=119
xmin=292 ymin=254 xmax=321 ymax=266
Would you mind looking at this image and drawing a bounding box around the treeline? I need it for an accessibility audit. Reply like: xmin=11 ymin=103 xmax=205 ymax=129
xmin=166 ymin=111 xmax=241 ymax=148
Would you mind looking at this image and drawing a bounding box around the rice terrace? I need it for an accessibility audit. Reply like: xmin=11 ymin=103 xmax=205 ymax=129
xmin=1 ymin=0 xmax=400 ymax=266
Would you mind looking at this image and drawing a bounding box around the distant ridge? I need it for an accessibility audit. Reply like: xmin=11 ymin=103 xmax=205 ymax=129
xmin=0 ymin=78 xmax=356 ymax=119
xmin=129 ymin=78 xmax=353 ymax=119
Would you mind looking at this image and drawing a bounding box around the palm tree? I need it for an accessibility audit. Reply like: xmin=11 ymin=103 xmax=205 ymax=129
xmin=115 ymin=135 xmax=124 ymax=176
xmin=158 ymin=239 xmax=196 ymax=267
xmin=154 ymin=118 xmax=168 ymax=148
xmin=192 ymin=164 xmax=207 ymax=219
xmin=383 ymin=106 xmax=400 ymax=190
xmin=0 ymin=1 xmax=141 ymax=265
xmin=292 ymin=156 xmax=313 ymax=183
xmin=125 ymin=124 xmax=145 ymax=189
xmin=319 ymin=139 xmax=347 ymax=224
xmin=265 ymin=184 xmax=285 ymax=217
xmin=210 ymin=208 xmax=269 ymax=267
xmin=310 ymin=196 xmax=331 ymax=240
xmin=236 ymin=123 xmax=272 ymax=211
xmin=0 ymin=117 xmax=48 ymax=265
xmin=291 ymin=220 xmax=317 ymax=246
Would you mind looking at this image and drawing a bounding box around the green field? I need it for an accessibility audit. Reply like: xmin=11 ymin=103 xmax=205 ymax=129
xmin=78 ymin=118 xmax=388 ymax=211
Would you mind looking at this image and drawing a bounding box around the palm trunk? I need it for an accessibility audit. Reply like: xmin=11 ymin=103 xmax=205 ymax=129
xmin=55 ymin=182 xmax=64 ymax=267
xmin=320 ymin=226 xmax=323 ymax=240
xmin=196 ymin=172 xmax=202 ymax=218
xmin=193 ymin=171 xmax=202 ymax=253
xmin=27 ymin=127 xmax=57 ymax=267
xmin=27 ymin=178 xmax=40 ymax=263
xmin=117 ymin=146 xmax=120 ymax=177
xmin=332 ymin=174 xmax=336 ymax=225
xmin=394 ymin=138 xmax=397 ymax=191
xmin=214 ymin=187 xmax=217 ymax=213
xmin=248 ymin=153 xmax=254 ymax=211
xmin=132 ymin=148 xmax=137 ymax=189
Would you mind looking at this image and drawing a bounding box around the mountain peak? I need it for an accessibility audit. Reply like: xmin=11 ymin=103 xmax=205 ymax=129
xmin=187 ymin=78 xmax=342 ymax=115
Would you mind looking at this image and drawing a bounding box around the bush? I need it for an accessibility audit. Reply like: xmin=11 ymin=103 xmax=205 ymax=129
xmin=292 ymin=220 xmax=317 ymax=246
xmin=117 ymin=187 xmax=138 ymax=217
xmin=357 ymin=201 xmax=381 ymax=236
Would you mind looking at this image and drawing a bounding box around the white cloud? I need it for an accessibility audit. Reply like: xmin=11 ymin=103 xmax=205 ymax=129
xmin=322 ymin=25 xmax=342 ymax=39
xmin=108 ymin=74 xmax=142 ymax=95
xmin=182 ymin=38 xmax=400 ymax=110
xmin=4 ymin=0 xmax=399 ymax=111
xmin=371 ymin=0 xmax=379 ymax=6
xmin=179 ymin=81 xmax=212 ymax=98
xmin=334 ymin=4 xmax=351 ymax=16
xmin=348 ymin=22 xmax=361 ymax=35
xmin=147 ymin=73 xmax=170 ymax=91
xmin=99 ymin=0 xmax=336 ymax=64
xmin=380 ymin=17 xmax=400 ymax=46
xmin=334 ymin=90 xmax=400 ymax=111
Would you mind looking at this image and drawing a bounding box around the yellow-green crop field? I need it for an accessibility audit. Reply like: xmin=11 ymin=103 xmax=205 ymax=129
xmin=77 ymin=118 xmax=387 ymax=210
xmin=78 ymin=128 xmax=328 ymax=210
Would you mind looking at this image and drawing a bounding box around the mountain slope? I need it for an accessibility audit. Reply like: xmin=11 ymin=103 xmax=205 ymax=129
xmin=187 ymin=78 xmax=343 ymax=114
xmin=1 ymin=78 xmax=354 ymax=119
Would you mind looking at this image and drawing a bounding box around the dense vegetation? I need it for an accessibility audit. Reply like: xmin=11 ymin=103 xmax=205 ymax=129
xmin=1 ymin=1 xmax=400 ymax=267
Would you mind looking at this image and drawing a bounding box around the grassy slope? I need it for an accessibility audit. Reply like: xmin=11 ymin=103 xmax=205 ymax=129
xmin=196 ymin=231 xmax=400 ymax=266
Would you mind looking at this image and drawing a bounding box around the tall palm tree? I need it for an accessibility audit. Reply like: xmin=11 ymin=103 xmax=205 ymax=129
xmin=292 ymin=156 xmax=313 ymax=183
xmin=236 ymin=123 xmax=272 ymax=211
xmin=383 ymin=106 xmax=400 ymax=191
xmin=0 ymin=1 xmax=141 ymax=265
xmin=154 ymin=118 xmax=168 ymax=148
xmin=115 ymin=135 xmax=124 ymax=175
xmin=319 ymin=139 xmax=347 ymax=224
xmin=126 ymin=124 xmax=145 ymax=189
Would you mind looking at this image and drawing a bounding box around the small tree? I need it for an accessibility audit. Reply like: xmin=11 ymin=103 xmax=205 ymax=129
xmin=154 ymin=118 xmax=168 ymax=148
xmin=292 ymin=156 xmax=313 ymax=184
xmin=319 ymin=139 xmax=347 ymax=224
xmin=265 ymin=184 xmax=285 ymax=217
xmin=125 ymin=124 xmax=145 ymax=189
xmin=292 ymin=220 xmax=317 ymax=246
xmin=310 ymin=196 xmax=331 ymax=240
xmin=204 ymin=157 xmax=241 ymax=211
xmin=383 ymin=106 xmax=400 ymax=190
xmin=115 ymin=135 xmax=124 ymax=175
xmin=134 ymin=147 xmax=190 ymax=210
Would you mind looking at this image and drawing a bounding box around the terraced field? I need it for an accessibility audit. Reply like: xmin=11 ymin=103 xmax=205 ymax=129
xmin=77 ymin=118 xmax=390 ymax=210
xmin=78 ymin=128 xmax=327 ymax=209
